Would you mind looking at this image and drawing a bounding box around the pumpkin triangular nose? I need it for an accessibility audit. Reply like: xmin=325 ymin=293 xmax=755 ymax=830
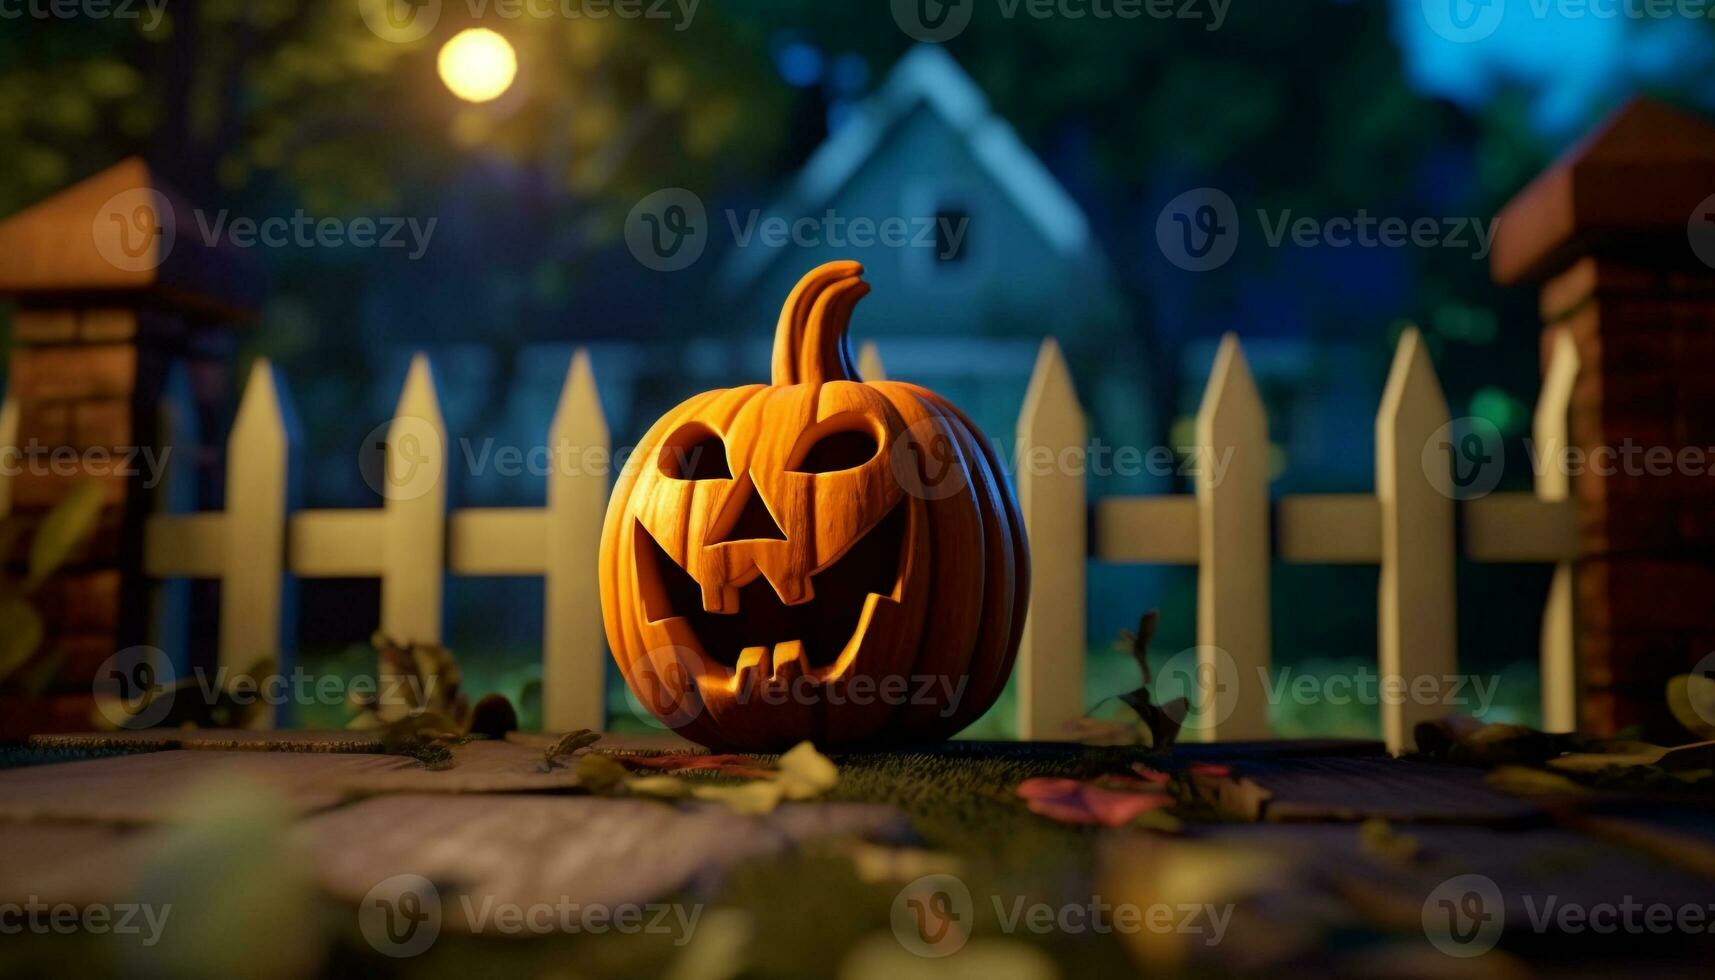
xmin=715 ymin=489 xmax=786 ymax=543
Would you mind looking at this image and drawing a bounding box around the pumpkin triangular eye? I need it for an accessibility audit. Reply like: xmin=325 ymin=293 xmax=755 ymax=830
xmin=659 ymin=424 xmax=732 ymax=480
xmin=790 ymin=429 xmax=879 ymax=474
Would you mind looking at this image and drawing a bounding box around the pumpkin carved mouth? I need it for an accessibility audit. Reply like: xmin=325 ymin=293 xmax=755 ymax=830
xmin=634 ymin=502 xmax=907 ymax=674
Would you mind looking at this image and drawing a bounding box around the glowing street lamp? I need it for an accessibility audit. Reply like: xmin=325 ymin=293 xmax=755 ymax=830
xmin=438 ymin=28 xmax=517 ymax=103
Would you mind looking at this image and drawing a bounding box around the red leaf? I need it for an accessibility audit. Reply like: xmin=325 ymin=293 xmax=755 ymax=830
xmin=1016 ymin=776 xmax=1175 ymax=828
xmin=1130 ymin=764 xmax=1172 ymax=784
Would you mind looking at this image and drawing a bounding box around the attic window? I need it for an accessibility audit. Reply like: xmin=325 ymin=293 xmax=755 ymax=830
xmin=933 ymin=206 xmax=970 ymax=264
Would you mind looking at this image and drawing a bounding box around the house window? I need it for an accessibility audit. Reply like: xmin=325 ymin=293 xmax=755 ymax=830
xmin=933 ymin=206 xmax=970 ymax=265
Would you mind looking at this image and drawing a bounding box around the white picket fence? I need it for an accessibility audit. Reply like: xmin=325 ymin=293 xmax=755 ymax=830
xmin=1013 ymin=327 xmax=1582 ymax=752
xmin=0 ymin=329 xmax=1580 ymax=749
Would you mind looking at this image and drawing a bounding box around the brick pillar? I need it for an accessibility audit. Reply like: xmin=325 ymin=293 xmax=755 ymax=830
xmin=1493 ymin=100 xmax=1715 ymax=738
xmin=0 ymin=157 xmax=256 ymax=734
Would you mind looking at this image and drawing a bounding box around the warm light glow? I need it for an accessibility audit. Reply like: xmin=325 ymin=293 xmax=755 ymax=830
xmin=438 ymin=29 xmax=517 ymax=104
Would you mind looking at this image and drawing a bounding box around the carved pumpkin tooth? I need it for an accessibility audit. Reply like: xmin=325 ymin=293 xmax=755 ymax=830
xmin=600 ymin=261 xmax=1029 ymax=752
xmin=770 ymin=640 xmax=808 ymax=684
xmin=733 ymin=645 xmax=770 ymax=693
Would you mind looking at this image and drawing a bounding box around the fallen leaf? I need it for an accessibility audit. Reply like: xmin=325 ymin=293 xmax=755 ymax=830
xmin=1667 ymin=674 xmax=1715 ymax=741
xmin=691 ymin=780 xmax=788 ymax=815
xmin=847 ymin=844 xmax=964 ymax=884
xmin=1130 ymin=764 xmax=1172 ymax=785
xmin=777 ymin=741 xmax=839 ymax=800
xmin=1358 ymin=818 xmax=1420 ymax=863
xmin=576 ymin=753 xmax=630 ymax=794
xmin=627 ymin=775 xmax=692 ymax=799
xmin=1486 ymin=765 xmax=1586 ymax=796
xmin=1548 ymin=750 xmax=1668 ymax=773
xmin=1016 ymin=777 xmax=1176 ymax=828
xmin=839 ymin=935 xmax=1057 ymax=980
xmin=663 ymin=908 xmax=753 ymax=980
xmin=541 ymin=729 xmax=601 ymax=770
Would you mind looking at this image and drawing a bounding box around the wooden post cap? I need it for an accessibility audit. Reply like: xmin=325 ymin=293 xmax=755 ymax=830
xmin=1491 ymin=99 xmax=1715 ymax=285
xmin=0 ymin=157 xmax=260 ymax=321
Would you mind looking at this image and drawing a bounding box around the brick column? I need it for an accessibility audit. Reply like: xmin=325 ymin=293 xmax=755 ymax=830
xmin=1493 ymin=100 xmax=1715 ymax=738
xmin=0 ymin=157 xmax=256 ymax=734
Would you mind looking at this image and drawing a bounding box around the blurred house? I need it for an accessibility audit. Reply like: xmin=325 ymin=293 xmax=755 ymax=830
xmin=714 ymin=45 xmax=1149 ymax=482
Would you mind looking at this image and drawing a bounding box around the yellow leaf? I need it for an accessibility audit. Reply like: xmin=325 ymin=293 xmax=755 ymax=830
xmin=628 ymin=775 xmax=690 ymax=800
xmin=1667 ymin=675 xmax=1715 ymax=740
xmin=1486 ymin=765 xmax=1586 ymax=795
xmin=576 ymin=753 xmax=629 ymax=794
xmin=26 ymin=481 xmax=104 ymax=591
xmin=776 ymin=741 xmax=838 ymax=800
xmin=691 ymin=781 xmax=787 ymax=815
xmin=1548 ymin=750 xmax=1667 ymax=773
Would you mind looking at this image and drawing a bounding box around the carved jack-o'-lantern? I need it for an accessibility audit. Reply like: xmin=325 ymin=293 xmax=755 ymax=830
xmin=599 ymin=261 xmax=1028 ymax=751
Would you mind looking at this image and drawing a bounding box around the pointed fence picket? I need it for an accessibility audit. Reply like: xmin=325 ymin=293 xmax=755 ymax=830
xmin=1015 ymin=339 xmax=1086 ymax=740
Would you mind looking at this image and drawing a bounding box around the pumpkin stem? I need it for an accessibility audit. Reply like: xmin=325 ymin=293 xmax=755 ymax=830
xmin=772 ymin=260 xmax=870 ymax=385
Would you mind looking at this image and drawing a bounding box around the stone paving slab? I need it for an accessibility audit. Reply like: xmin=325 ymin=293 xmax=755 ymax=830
xmin=301 ymin=794 xmax=909 ymax=933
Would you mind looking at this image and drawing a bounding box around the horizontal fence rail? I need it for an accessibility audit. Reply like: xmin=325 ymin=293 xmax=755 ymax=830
xmin=0 ymin=331 xmax=1580 ymax=748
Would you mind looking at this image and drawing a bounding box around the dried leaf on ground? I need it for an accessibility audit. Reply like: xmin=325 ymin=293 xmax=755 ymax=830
xmin=1358 ymin=818 xmax=1420 ymax=863
xmin=1486 ymin=765 xmax=1586 ymax=796
xmin=1667 ymin=674 xmax=1715 ymax=741
xmin=1017 ymin=776 xmax=1175 ymax=828
xmin=540 ymin=729 xmax=602 ymax=771
xmin=847 ymin=843 xmax=964 ymax=884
